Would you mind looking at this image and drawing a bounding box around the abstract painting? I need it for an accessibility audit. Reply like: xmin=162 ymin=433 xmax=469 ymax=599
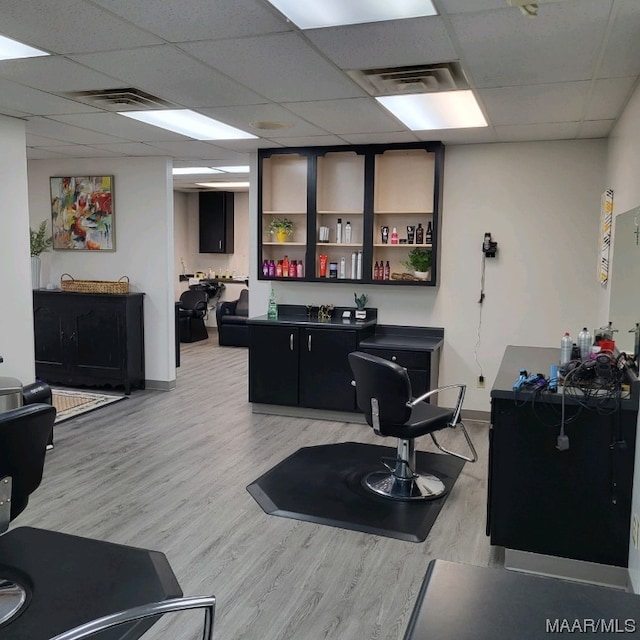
xmin=50 ymin=176 xmax=115 ymax=250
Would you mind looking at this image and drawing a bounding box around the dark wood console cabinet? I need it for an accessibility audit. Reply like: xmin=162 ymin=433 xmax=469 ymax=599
xmin=33 ymin=290 xmax=145 ymax=394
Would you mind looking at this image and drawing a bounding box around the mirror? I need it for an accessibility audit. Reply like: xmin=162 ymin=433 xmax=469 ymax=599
xmin=609 ymin=205 xmax=640 ymax=354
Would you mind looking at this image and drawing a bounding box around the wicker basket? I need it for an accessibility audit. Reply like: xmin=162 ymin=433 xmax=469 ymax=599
xmin=60 ymin=274 xmax=130 ymax=294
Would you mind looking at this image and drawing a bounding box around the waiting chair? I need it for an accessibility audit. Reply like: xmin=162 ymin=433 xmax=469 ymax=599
xmin=0 ymin=404 xmax=215 ymax=639
xmin=348 ymin=351 xmax=477 ymax=501
xmin=178 ymin=289 xmax=209 ymax=343
xmin=216 ymin=288 xmax=249 ymax=347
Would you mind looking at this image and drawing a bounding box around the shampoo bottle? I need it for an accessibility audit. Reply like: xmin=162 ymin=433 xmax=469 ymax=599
xmin=336 ymin=218 xmax=342 ymax=244
xmin=391 ymin=227 xmax=398 ymax=244
xmin=344 ymin=221 xmax=352 ymax=243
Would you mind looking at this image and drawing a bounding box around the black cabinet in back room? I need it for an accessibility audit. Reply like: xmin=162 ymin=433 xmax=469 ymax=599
xmin=199 ymin=191 xmax=234 ymax=254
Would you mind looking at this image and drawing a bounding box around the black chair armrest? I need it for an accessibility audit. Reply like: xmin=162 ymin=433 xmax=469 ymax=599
xmin=216 ymin=300 xmax=237 ymax=324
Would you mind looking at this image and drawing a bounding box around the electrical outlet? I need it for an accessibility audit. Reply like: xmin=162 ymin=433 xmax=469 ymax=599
xmin=477 ymin=375 xmax=485 ymax=389
xmin=633 ymin=514 xmax=639 ymax=549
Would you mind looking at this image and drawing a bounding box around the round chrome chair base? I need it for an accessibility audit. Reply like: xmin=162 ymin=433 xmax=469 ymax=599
xmin=0 ymin=579 xmax=27 ymax=625
xmin=363 ymin=471 xmax=447 ymax=501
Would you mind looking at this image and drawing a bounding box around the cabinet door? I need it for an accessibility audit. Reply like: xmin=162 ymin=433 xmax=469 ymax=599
xmin=299 ymin=329 xmax=357 ymax=411
xmin=199 ymin=191 xmax=234 ymax=254
xmin=33 ymin=299 xmax=66 ymax=370
xmin=71 ymin=300 xmax=127 ymax=377
xmin=249 ymin=325 xmax=299 ymax=405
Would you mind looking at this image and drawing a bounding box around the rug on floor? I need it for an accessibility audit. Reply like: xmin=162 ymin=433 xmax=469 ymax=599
xmin=246 ymin=442 xmax=466 ymax=543
xmin=52 ymin=389 xmax=126 ymax=424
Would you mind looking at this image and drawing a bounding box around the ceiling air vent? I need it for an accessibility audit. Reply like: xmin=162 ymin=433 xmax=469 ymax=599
xmin=347 ymin=61 xmax=469 ymax=97
xmin=62 ymin=88 xmax=174 ymax=111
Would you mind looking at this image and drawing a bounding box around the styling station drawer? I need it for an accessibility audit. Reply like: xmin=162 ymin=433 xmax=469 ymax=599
xmin=360 ymin=347 xmax=427 ymax=370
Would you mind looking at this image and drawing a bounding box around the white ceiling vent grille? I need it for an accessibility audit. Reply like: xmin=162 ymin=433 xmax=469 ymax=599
xmin=347 ymin=62 xmax=469 ymax=96
xmin=63 ymin=88 xmax=174 ymax=111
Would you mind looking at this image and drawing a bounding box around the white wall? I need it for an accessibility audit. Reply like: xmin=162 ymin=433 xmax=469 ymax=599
xmin=0 ymin=115 xmax=35 ymax=386
xmin=27 ymin=156 xmax=176 ymax=389
xmin=255 ymin=140 xmax=606 ymax=411
xmin=607 ymin=82 xmax=640 ymax=593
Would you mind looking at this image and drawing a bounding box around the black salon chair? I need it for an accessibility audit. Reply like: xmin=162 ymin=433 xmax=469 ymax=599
xmin=348 ymin=351 xmax=477 ymax=501
xmin=216 ymin=288 xmax=249 ymax=347
xmin=178 ymin=289 xmax=209 ymax=343
xmin=0 ymin=404 xmax=216 ymax=639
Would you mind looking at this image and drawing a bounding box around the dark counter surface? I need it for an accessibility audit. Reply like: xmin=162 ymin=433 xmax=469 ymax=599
xmin=491 ymin=345 xmax=639 ymax=408
xmin=359 ymin=325 xmax=443 ymax=352
xmin=248 ymin=304 xmax=377 ymax=331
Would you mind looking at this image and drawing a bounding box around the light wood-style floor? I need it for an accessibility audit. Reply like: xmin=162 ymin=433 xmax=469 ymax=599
xmin=17 ymin=335 xmax=501 ymax=640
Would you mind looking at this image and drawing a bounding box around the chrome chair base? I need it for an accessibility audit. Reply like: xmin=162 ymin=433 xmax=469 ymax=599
xmin=363 ymin=470 xmax=447 ymax=501
xmin=0 ymin=579 xmax=27 ymax=625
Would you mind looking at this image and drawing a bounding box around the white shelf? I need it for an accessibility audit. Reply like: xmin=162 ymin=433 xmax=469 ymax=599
xmin=263 ymin=241 xmax=307 ymax=246
xmin=263 ymin=210 xmax=307 ymax=215
xmin=373 ymin=243 xmax=433 ymax=248
xmin=316 ymin=242 xmax=363 ymax=247
xmin=316 ymin=210 xmax=363 ymax=215
xmin=374 ymin=210 xmax=432 ymax=215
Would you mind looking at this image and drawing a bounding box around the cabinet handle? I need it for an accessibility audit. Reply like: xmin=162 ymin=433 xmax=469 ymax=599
xmin=308 ymin=335 xmax=312 ymax=351
xmin=391 ymin=355 xmax=397 ymax=362
xmin=290 ymin=333 xmax=294 ymax=351
xmin=219 ymin=240 xmax=222 ymax=250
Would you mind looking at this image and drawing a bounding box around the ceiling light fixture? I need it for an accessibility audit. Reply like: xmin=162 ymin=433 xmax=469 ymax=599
xmin=172 ymin=167 xmax=223 ymax=175
xmin=119 ymin=109 xmax=257 ymax=140
xmin=0 ymin=34 xmax=49 ymax=60
xmin=196 ymin=181 xmax=250 ymax=189
xmin=376 ymin=90 xmax=487 ymax=130
xmin=213 ymin=166 xmax=250 ymax=173
xmin=266 ymin=0 xmax=437 ymax=29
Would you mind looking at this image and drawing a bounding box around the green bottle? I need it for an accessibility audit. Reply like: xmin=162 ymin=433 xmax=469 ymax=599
xmin=267 ymin=287 xmax=278 ymax=319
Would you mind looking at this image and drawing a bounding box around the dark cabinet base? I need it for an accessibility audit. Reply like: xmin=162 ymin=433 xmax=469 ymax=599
xmin=34 ymin=290 xmax=145 ymax=394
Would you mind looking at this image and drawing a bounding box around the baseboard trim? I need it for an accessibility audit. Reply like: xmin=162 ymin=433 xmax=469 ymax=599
xmin=252 ymin=403 xmax=367 ymax=424
xmin=145 ymin=379 xmax=176 ymax=391
xmin=504 ymin=548 xmax=630 ymax=590
xmin=463 ymin=409 xmax=490 ymax=422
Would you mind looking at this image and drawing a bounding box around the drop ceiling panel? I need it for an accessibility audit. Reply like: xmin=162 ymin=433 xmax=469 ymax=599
xmin=89 ymin=0 xmax=291 ymax=42
xmin=25 ymin=117 xmax=128 ymax=144
xmin=338 ymin=131 xmax=421 ymax=145
xmin=70 ymin=46 xmax=267 ymax=108
xmin=451 ymin=0 xmax=611 ymax=88
xmin=304 ymin=17 xmax=457 ymax=69
xmin=0 ymin=57 xmax=127 ymax=93
xmin=494 ymin=122 xmax=580 ymax=142
xmin=264 ymin=135 xmax=346 ymax=147
xmin=0 ymin=78 xmax=99 ymax=116
xmin=584 ymin=77 xmax=638 ymax=120
xmin=281 ymin=98 xmax=407 ymax=134
xmin=577 ymin=120 xmax=616 ymax=138
xmin=0 ymin=0 xmax=162 ymax=54
xmin=179 ymin=33 xmax=365 ymax=102
xmin=145 ymin=140 xmax=245 ymax=157
xmin=598 ymin=0 xmax=640 ymax=78
xmin=48 ymin=112 xmax=188 ymax=142
xmin=87 ymin=142 xmax=174 ymax=156
xmin=27 ymin=147 xmax=77 ymax=159
xmin=416 ymin=128 xmax=498 ymax=144
xmin=201 ymin=103 xmax=330 ymax=137
xmin=35 ymin=144 xmax=123 ymax=157
xmin=439 ymin=0 xmax=579 ymax=13
xmin=478 ymin=82 xmax=590 ymax=125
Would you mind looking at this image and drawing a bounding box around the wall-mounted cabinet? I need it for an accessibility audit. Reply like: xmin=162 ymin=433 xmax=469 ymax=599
xmin=199 ymin=191 xmax=234 ymax=254
xmin=258 ymin=142 xmax=444 ymax=286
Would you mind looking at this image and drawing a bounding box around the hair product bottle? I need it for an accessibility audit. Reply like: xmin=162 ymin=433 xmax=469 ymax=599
xmin=416 ymin=223 xmax=424 ymax=244
xmin=336 ymin=218 xmax=342 ymax=243
xmin=344 ymin=221 xmax=352 ymax=243
xmin=391 ymin=227 xmax=398 ymax=244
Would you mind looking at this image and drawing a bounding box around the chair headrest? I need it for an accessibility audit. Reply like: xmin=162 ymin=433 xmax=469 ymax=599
xmin=236 ymin=289 xmax=249 ymax=316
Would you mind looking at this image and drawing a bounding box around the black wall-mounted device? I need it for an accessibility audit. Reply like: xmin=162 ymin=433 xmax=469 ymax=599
xmin=483 ymin=232 xmax=498 ymax=258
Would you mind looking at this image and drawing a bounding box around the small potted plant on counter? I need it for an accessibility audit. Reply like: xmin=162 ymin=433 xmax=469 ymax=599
xmin=29 ymin=219 xmax=53 ymax=289
xmin=268 ymin=217 xmax=294 ymax=243
xmin=354 ymin=292 xmax=368 ymax=319
xmin=402 ymin=247 xmax=432 ymax=280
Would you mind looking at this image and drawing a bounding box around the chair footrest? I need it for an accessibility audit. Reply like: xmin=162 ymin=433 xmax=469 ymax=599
xmin=363 ymin=470 xmax=447 ymax=501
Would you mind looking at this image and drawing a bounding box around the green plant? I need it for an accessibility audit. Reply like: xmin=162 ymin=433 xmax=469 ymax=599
xmin=268 ymin=217 xmax=294 ymax=236
xmin=402 ymin=247 xmax=432 ymax=273
xmin=30 ymin=220 xmax=53 ymax=256
xmin=354 ymin=292 xmax=368 ymax=310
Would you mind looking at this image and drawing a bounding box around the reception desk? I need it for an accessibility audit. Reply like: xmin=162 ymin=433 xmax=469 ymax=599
xmin=487 ymin=346 xmax=639 ymax=582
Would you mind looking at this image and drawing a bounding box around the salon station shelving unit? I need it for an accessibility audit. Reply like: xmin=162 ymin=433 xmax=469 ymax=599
xmin=257 ymin=142 xmax=444 ymax=287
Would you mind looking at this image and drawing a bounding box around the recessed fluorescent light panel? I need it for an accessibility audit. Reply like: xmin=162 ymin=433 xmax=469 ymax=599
xmin=0 ymin=34 xmax=49 ymax=60
xmin=172 ymin=167 xmax=223 ymax=175
xmin=376 ymin=91 xmax=488 ymax=130
xmin=196 ymin=182 xmax=250 ymax=189
xmin=119 ymin=109 xmax=257 ymax=140
xmin=213 ymin=166 xmax=250 ymax=173
xmin=266 ymin=0 xmax=437 ymax=29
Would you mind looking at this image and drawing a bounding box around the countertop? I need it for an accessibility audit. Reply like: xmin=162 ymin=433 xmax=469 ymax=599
xmin=359 ymin=325 xmax=444 ymax=352
xmin=491 ymin=344 xmax=639 ymax=408
xmin=248 ymin=313 xmax=376 ymax=330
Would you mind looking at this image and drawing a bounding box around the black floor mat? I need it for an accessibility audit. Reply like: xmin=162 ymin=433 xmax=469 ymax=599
xmin=246 ymin=442 xmax=466 ymax=543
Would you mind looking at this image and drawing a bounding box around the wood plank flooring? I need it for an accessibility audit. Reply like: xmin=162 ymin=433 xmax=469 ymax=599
xmin=17 ymin=335 xmax=501 ymax=640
